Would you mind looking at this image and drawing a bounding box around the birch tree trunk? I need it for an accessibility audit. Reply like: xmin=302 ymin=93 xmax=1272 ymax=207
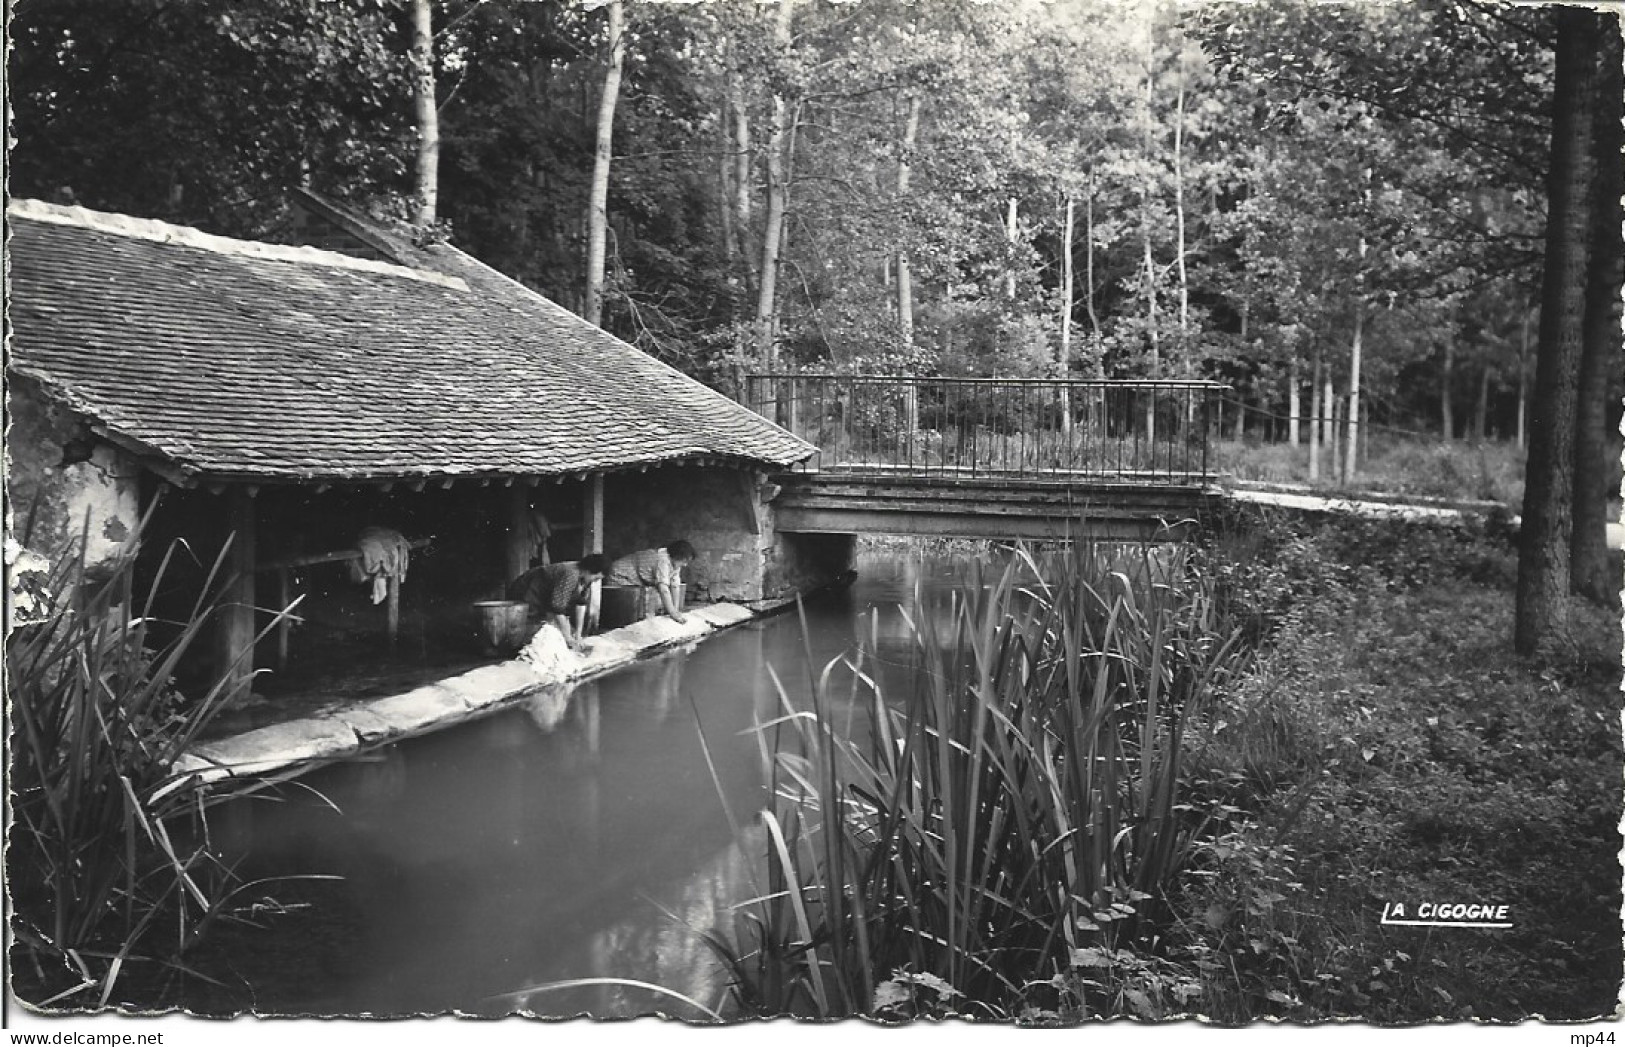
xmin=754 ymin=0 xmax=797 ymax=372
xmin=1004 ymin=198 xmax=1019 ymax=300
xmin=1085 ymin=178 xmax=1104 ymax=377
xmin=1308 ymin=347 xmax=1322 ymax=480
xmin=719 ymin=58 xmax=739 ymax=264
xmin=731 ymin=67 xmax=756 ymax=286
xmin=410 ymin=0 xmax=438 ymax=228
xmin=1346 ymin=191 xmax=1367 ymax=477
xmin=896 ymin=93 xmax=920 ymax=351
xmin=1060 ymin=194 xmax=1075 ymax=438
xmin=584 ymin=0 xmax=625 ymax=327
xmin=1327 ymin=379 xmax=1339 ymax=476
xmin=1174 ymin=65 xmax=1190 ymax=398
xmin=897 ymin=93 xmax=921 ymax=440
xmin=1288 ymin=357 xmax=1301 ymax=446
xmin=1141 ymin=22 xmax=1158 ymax=445
xmin=1346 ymin=307 xmax=1363 ymax=480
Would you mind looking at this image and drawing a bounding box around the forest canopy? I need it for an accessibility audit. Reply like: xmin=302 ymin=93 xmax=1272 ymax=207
xmin=9 ymin=0 xmax=1578 ymax=439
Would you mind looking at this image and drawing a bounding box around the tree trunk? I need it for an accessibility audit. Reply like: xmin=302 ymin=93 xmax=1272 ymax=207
xmin=1441 ymin=338 xmax=1455 ymax=439
xmin=1174 ymin=69 xmax=1190 ymax=373
xmin=584 ymin=0 xmax=626 ymax=328
xmin=1061 ymin=195 xmax=1075 ymax=375
xmin=1288 ymin=356 xmax=1301 ymax=446
xmin=896 ymin=93 xmax=920 ymax=352
xmin=1004 ymin=198 xmax=1019 ymax=300
xmin=1085 ymin=176 xmax=1104 ymax=377
xmin=1346 ymin=307 xmax=1363 ymax=481
xmin=1517 ymin=308 xmax=1531 ymax=449
xmin=731 ymin=68 xmax=756 ymax=286
xmin=754 ymin=0 xmax=797 ymax=371
xmin=1141 ymin=24 xmax=1158 ymax=445
xmin=1474 ymin=364 xmax=1490 ymax=442
xmin=1308 ymin=346 xmax=1322 ymax=480
xmin=1516 ymin=6 xmax=1604 ymax=653
xmin=410 ymin=0 xmax=438 ymax=228
xmin=1571 ymin=17 xmax=1623 ymax=605
xmin=1329 ymin=385 xmax=1341 ymax=478
xmin=719 ymin=57 xmax=739 ymax=265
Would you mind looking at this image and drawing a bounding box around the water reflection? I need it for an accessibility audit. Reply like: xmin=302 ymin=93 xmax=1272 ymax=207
xmin=214 ymin=550 xmax=979 ymax=1017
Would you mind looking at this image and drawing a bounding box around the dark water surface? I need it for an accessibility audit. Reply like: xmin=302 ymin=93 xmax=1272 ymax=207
xmin=212 ymin=550 xmax=971 ymax=1018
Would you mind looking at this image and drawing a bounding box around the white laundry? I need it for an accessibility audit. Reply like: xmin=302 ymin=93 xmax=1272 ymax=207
xmin=350 ymin=526 xmax=411 ymax=604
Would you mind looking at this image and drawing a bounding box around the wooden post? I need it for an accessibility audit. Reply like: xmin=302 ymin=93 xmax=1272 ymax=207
xmin=584 ymin=473 xmax=604 ymax=632
xmin=386 ymin=575 xmax=401 ymax=649
xmin=276 ymin=567 xmax=291 ymax=670
xmin=217 ymin=487 xmax=257 ymax=703
xmin=506 ymin=485 xmax=532 ymax=582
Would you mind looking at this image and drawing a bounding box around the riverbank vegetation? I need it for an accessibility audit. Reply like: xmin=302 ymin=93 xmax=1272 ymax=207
xmin=6 ymin=535 xmax=292 ymax=1009
xmin=1217 ymin=434 xmax=1529 ymax=506
xmin=711 ymin=508 xmax=1620 ymax=1022
xmin=703 ymin=541 xmax=1249 ymax=1019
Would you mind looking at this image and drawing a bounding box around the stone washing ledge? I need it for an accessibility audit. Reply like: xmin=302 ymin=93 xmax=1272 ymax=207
xmin=172 ymin=601 xmax=759 ymax=788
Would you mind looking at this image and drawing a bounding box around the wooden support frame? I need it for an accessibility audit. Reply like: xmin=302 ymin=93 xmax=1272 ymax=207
xmin=506 ymin=484 xmax=534 ymax=582
xmin=257 ymin=537 xmax=432 ymax=666
xmin=584 ymin=472 xmax=604 ymax=632
xmin=218 ymin=487 xmax=257 ymax=703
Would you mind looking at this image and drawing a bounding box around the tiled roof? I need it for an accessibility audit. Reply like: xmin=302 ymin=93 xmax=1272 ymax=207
xmin=4 ymin=198 xmax=813 ymax=483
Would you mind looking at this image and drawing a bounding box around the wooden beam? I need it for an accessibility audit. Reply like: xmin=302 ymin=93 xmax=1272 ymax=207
xmin=276 ymin=567 xmax=291 ymax=670
xmin=256 ymin=537 xmax=431 ymax=572
xmin=217 ymin=488 xmax=257 ymax=703
xmin=506 ymin=485 xmax=533 ymax=581
xmin=87 ymin=425 xmax=195 ymax=488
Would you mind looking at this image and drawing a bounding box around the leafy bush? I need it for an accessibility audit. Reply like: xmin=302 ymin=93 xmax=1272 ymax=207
xmin=1181 ymin=531 xmax=1622 ymax=1021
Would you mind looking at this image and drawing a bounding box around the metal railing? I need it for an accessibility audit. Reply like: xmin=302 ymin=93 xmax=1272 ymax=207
xmin=743 ymin=375 xmax=1227 ymax=483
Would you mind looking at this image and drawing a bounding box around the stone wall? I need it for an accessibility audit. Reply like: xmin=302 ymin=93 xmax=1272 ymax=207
xmin=5 ymin=381 xmax=143 ymax=571
xmin=765 ymin=530 xmax=858 ymax=598
xmin=602 ymin=465 xmax=767 ymax=602
xmin=601 ymin=464 xmax=857 ymax=604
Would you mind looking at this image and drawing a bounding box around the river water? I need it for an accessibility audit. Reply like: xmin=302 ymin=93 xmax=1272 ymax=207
xmin=212 ymin=549 xmax=971 ymax=1018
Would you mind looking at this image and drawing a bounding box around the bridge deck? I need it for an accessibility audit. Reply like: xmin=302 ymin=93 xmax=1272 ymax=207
xmin=749 ymin=375 xmax=1228 ymax=540
xmin=773 ymin=471 xmax=1221 ymax=541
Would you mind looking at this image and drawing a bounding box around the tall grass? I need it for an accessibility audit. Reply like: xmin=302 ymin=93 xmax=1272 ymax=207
xmin=1216 ymin=434 xmax=1527 ymax=505
xmin=702 ymin=541 xmax=1249 ymax=1020
xmin=7 ymin=526 xmax=293 ymax=1009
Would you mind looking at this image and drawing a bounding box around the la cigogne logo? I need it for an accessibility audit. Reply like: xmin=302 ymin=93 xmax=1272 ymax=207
xmin=1380 ymin=902 xmax=1512 ymax=928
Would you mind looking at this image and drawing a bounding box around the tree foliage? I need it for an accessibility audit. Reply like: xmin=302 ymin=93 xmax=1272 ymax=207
xmin=8 ymin=0 xmax=1606 ymax=445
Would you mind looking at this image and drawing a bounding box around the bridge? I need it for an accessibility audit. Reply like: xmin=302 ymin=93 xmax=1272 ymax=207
xmin=744 ymin=375 xmax=1227 ymax=542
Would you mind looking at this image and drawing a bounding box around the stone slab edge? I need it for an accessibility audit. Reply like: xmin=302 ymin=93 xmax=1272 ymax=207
xmin=173 ymin=601 xmax=759 ymax=789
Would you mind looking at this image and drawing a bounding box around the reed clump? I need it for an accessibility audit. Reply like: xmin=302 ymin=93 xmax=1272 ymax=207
xmin=703 ymin=541 xmax=1249 ymax=1020
xmin=7 ymin=530 xmax=288 ymax=1010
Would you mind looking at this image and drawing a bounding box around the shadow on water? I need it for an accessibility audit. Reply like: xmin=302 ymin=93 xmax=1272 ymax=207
xmin=206 ymin=549 xmax=980 ymax=1018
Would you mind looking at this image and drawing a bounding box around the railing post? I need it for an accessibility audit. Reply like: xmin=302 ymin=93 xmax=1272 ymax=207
xmin=1202 ymin=384 xmax=1212 ymax=480
xmin=786 ymin=373 xmax=799 ymax=437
